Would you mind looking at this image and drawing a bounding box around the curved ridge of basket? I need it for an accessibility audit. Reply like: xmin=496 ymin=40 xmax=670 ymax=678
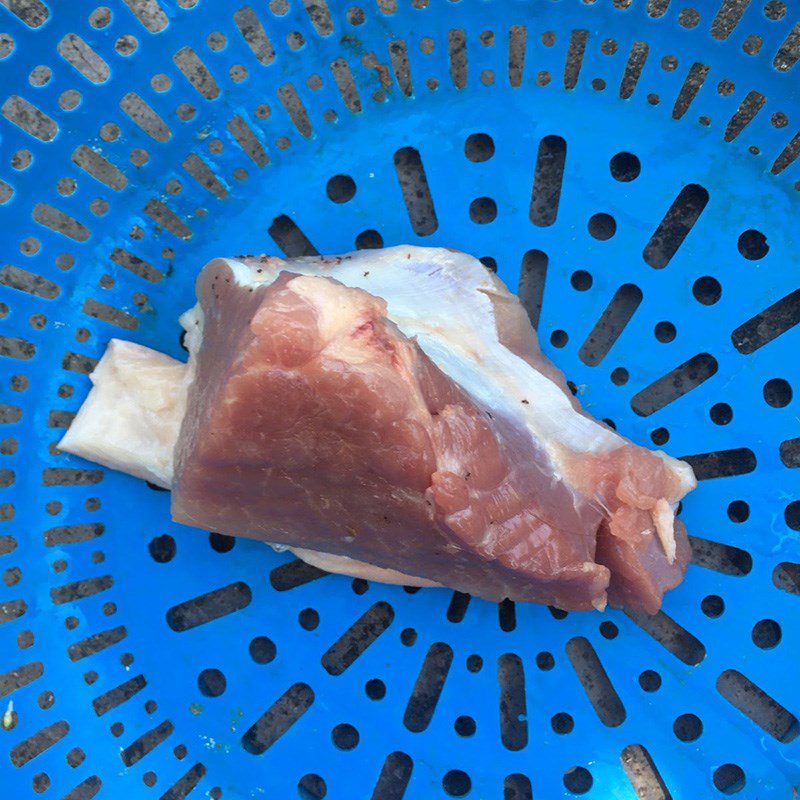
xmin=0 ymin=0 xmax=798 ymax=798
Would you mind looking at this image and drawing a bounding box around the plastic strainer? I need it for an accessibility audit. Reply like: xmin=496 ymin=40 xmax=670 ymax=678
xmin=1 ymin=0 xmax=799 ymax=797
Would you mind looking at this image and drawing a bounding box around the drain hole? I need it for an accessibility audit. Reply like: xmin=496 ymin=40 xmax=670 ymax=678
xmin=731 ymin=288 xmax=800 ymax=354
xmin=241 ymin=682 xmax=314 ymax=754
xmin=321 ymin=601 xmax=394 ymax=676
xmin=356 ymin=229 xmax=383 ymax=249
xmin=403 ymin=642 xmax=453 ymax=732
xmin=610 ymin=151 xmax=640 ymax=181
xmin=565 ymin=637 xmax=625 ymax=726
xmin=326 ymin=174 xmax=356 ymax=203
xmin=503 ymin=772 xmax=533 ymax=800
xmin=672 ymin=62 xmax=709 ymax=120
xmin=508 ymin=25 xmax=527 ymax=88
xmin=269 ymin=215 xmax=319 ymax=257
xmin=710 ymin=403 xmax=733 ymax=425
xmin=621 ymin=744 xmax=672 ymax=799
xmin=551 ymin=712 xmax=574 ymax=734
xmin=443 ymin=770 xmax=471 ymax=797
xmin=689 ymin=535 xmax=752 ymax=575
xmin=780 ymin=439 xmax=800 ymax=468
xmin=725 ymin=91 xmax=766 ymax=142
xmin=619 ymin=41 xmax=649 ymax=99
xmin=454 ymin=715 xmax=476 ymax=736
xmin=530 ymin=135 xmax=566 ymax=227
xmin=624 ymin=610 xmax=705 ymax=665
xmin=564 ymin=29 xmax=588 ymax=90
xmin=673 ymin=713 xmax=703 ymax=741
xmin=298 ymin=773 xmax=327 ymax=800
xmin=365 ymin=678 xmax=385 ymax=700
xmin=209 ymin=532 xmax=235 ymax=553
xmin=464 ymin=133 xmax=494 ymax=162
xmin=578 ymin=283 xmax=642 ymax=366
xmin=701 ymin=594 xmax=725 ymax=618
xmin=773 ymin=562 xmax=800 ymax=594
xmin=92 ymin=675 xmax=147 ymax=716
xmin=643 ymin=184 xmax=709 ymax=268
xmin=446 ymin=592 xmax=470 ymax=623
xmin=469 ymin=196 xmax=497 ymax=223
xmin=717 ymin=669 xmax=798 ymax=742
xmin=166 ymin=582 xmax=252 ymax=631
xmin=737 ymin=229 xmax=769 ymax=260
xmin=197 ymin=668 xmax=226 ymax=697
xmin=448 ymin=29 xmax=467 ymax=88
xmin=370 ymin=752 xmax=413 ymax=800
xmin=331 ymin=722 xmax=359 ymax=750
xmin=631 ymin=352 xmax=718 ymax=417
xmin=654 ymin=321 xmax=676 ymax=343
xmin=713 ymin=764 xmax=746 ymax=795
xmin=752 ymin=619 xmax=781 ymax=649
xmin=692 ymin=276 xmax=722 ymax=305
xmin=498 ymin=653 xmax=527 ymax=750
xmin=588 ymin=213 xmax=616 ymax=240
xmin=563 ymin=766 xmax=593 ymax=795
xmin=773 ymin=21 xmax=800 ymax=72
xmin=249 ymin=636 xmax=277 ymax=664
xmin=394 ymin=147 xmax=438 ymax=236
xmin=270 ymin=559 xmax=327 ymax=590
xmin=763 ymin=377 xmax=792 ymax=407
xmin=498 ymin=599 xmax=516 ymax=631
xmin=639 ymin=670 xmax=661 ymax=692
xmin=518 ymin=249 xmax=548 ymax=329
xmin=680 ymin=447 xmax=756 ymax=479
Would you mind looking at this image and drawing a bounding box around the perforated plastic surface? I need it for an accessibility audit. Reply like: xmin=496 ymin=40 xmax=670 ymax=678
xmin=1 ymin=0 xmax=799 ymax=797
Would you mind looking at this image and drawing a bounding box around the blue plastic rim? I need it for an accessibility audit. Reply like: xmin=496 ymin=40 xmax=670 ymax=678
xmin=1 ymin=0 xmax=799 ymax=797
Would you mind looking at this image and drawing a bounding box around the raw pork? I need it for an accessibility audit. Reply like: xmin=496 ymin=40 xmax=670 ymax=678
xmin=60 ymin=247 xmax=696 ymax=612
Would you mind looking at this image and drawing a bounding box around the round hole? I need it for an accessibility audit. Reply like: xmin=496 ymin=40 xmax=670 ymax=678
xmin=464 ymin=133 xmax=494 ymax=162
xmin=469 ymin=196 xmax=497 ymax=224
xmin=209 ymin=532 xmax=235 ymax=553
xmin=365 ymin=678 xmax=386 ymax=699
xmin=38 ymin=691 xmax=54 ymax=710
xmin=66 ymin=747 xmax=85 ymax=767
xmin=298 ymin=773 xmax=327 ymax=799
xmin=713 ymin=764 xmax=746 ymax=795
xmin=609 ymin=152 xmax=641 ymax=183
xmin=143 ymin=772 xmax=157 ymax=787
xmin=249 ymin=636 xmax=276 ymax=664
xmin=737 ymin=229 xmax=768 ymax=260
xmin=784 ymin=501 xmax=800 ymax=531
xmin=536 ymin=651 xmax=555 ymax=671
xmin=110 ymin=722 xmax=124 ymax=737
xmin=148 ymin=534 xmax=175 ymax=563
xmin=673 ymin=712 xmax=703 ymax=741
xmin=33 ymin=773 xmax=50 ymax=794
xmin=210 ymin=787 xmax=223 ymax=800
xmin=650 ymin=427 xmax=669 ymax=446
xmin=326 ymin=175 xmax=356 ymax=203
xmin=588 ymin=213 xmax=616 ymax=240
xmin=639 ymin=670 xmax=661 ymax=692
xmin=197 ymin=668 xmax=226 ymax=697
xmin=727 ymin=500 xmax=749 ymax=523
xmin=570 ymin=270 xmax=593 ymax=291
xmin=710 ymin=402 xmax=733 ymax=425
xmin=443 ymin=769 xmax=471 ymax=797
xmin=692 ymin=276 xmax=722 ymax=305
xmin=466 ymin=654 xmax=482 ymax=672
xmin=550 ymin=330 xmax=568 ymax=348
xmin=610 ymin=367 xmax=628 ymax=386
xmin=356 ymin=229 xmax=383 ymax=249
xmin=400 ymin=627 xmax=417 ymax=646
xmin=763 ymin=378 xmax=792 ymax=408
xmin=331 ymin=723 xmax=359 ymax=750
xmin=764 ymin=0 xmax=786 ymax=20
xmin=299 ymin=608 xmax=319 ymax=630
xmin=752 ymin=618 xmax=781 ymax=649
xmin=701 ymin=594 xmax=725 ymax=618
xmin=351 ymin=578 xmax=368 ymax=595
xmin=599 ymin=620 xmax=618 ymax=639
xmin=454 ymin=715 xmax=476 ymax=736
xmin=174 ymin=744 xmax=187 ymax=759
xmin=552 ymin=712 xmax=574 ymax=734
xmin=563 ymin=766 xmax=593 ymax=794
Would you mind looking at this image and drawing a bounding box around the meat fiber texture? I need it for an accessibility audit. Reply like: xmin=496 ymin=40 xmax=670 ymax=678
xmin=61 ymin=247 xmax=696 ymax=612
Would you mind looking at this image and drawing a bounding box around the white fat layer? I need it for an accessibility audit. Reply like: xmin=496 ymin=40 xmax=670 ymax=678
xmin=58 ymin=340 xmax=431 ymax=586
xmin=58 ymin=340 xmax=189 ymax=488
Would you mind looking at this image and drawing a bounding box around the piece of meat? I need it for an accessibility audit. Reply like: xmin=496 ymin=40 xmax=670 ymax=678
xmin=58 ymin=339 xmax=189 ymax=488
xmin=61 ymin=246 xmax=697 ymax=611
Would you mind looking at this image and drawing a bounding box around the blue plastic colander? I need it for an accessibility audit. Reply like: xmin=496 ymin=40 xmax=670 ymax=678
xmin=1 ymin=0 xmax=799 ymax=797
